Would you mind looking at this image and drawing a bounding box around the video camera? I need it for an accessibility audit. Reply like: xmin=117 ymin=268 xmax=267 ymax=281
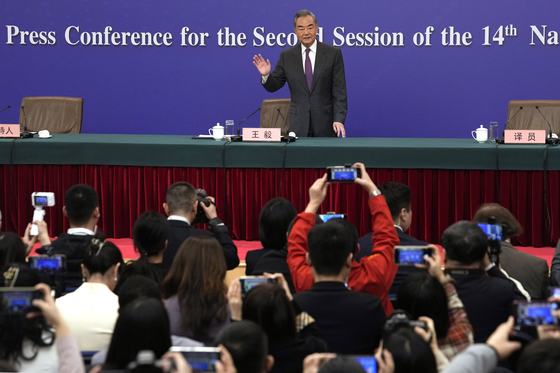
xmin=383 ymin=310 xmax=429 ymax=336
xmin=30 ymin=192 xmax=55 ymax=236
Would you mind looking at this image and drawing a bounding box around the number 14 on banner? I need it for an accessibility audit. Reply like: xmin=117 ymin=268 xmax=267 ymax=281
xmin=482 ymin=25 xmax=517 ymax=46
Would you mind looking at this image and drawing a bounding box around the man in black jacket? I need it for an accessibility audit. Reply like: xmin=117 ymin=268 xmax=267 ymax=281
xmin=443 ymin=221 xmax=526 ymax=343
xmin=161 ymin=182 xmax=239 ymax=270
xmin=292 ymin=219 xmax=386 ymax=353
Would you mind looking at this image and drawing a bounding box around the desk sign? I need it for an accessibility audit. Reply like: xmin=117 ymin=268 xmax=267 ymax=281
xmin=0 ymin=124 xmax=20 ymax=138
xmin=504 ymin=129 xmax=546 ymax=144
xmin=242 ymin=128 xmax=281 ymax=142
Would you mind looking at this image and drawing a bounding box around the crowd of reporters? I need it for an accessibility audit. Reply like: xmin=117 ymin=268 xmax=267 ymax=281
xmin=1 ymin=161 xmax=560 ymax=373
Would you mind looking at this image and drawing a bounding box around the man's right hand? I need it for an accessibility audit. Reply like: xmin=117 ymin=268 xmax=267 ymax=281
xmin=352 ymin=162 xmax=378 ymax=196
xmin=253 ymin=54 xmax=271 ymax=76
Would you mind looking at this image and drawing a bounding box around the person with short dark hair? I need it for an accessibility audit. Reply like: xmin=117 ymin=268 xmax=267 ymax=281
xmin=162 ymin=182 xmax=238 ymax=270
xmin=287 ymin=162 xmax=399 ymax=315
xmin=56 ymin=237 xmax=123 ymax=351
xmin=472 ymin=203 xmax=549 ymax=299
xmin=103 ymin=297 xmax=172 ymax=370
xmin=162 ymin=235 xmax=230 ymax=345
xmin=289 ymin=169 xmax=389 ymax=353
xmin=35 ymin=184 xmax=101 ymax=290
xmin=442 ymin=221 xmax=525 ymax=343
xmin=114 ymin=211 xmax=169 ymax=293
xmin=383 ymin=327 xmax=438 ymax=373
xmin=246 ymin=198 xmax=297 ymax=276
xmin=215 ymin=321 xmax=274 ymax=373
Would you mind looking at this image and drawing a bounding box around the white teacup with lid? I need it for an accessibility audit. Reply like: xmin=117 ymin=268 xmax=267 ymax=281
xmin=209 ymin=123 xmax=224 ymax=141
xmin=471 ymin=125 xmax=488 ymax=143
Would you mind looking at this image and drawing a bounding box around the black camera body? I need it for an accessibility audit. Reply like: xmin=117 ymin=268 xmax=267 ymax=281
xmin=192 ymin=189 xmax=216 ymax=226
xmin=383 ymin=310 xmax=429 ymax=336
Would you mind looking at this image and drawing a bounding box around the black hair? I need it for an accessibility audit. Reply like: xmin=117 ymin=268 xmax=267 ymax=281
xmin=165 ymin=182 xmax=196 ymax=215
xmin=82 ymin=237 xmax=124 ymax=276
xmin=383 ymin=327 xmax=437 ymax=373
xmin=115 ymin=211 xmax=169 ymax=287
xmin=378 ymin=182 xmax=412 ymax=221
xmin=242 ymin=283 xmax=297 ymax=342
xmin=518 ymin=339 xmax=560 ymax=373
xmin=441 ymin=221 xmax=488 ymax=265
xmin=104 ymin=297 xmax=172 ymax=370
xmin=0 ymin=265 xmax=55 ymax=364
xmin=64 ymin=184 xmax=99 ymax=226
xmin=215 ymin=321 xmax=269 ymax=373
xmin=318 ymin=357 xmax=367 ymax=373
xmin=307 ymin=220 xmax=356 ymax=276
xmin=259 ymin=198 xmax=297 ymax=249
xmin=117 ymin=275 xmax=162 ymax=309
xmin=396 ymin=273 xmax=450 ymax=339
xmin=0 ymin=233 xmax=27 ymax=267
xmin=293 ymin=9 xmax=317 ymax=28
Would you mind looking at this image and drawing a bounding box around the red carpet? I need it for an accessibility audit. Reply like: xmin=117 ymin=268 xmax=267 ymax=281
xmin=30 ymin=238 xmax=556 ymax=265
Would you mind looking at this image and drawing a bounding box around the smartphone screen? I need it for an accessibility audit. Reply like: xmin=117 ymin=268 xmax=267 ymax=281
xmin=239 ymin=277 xmax=278 ymax=295
xmin=326 ymin=167 xmax=361 ymax=183
xmin=319 ymin=213 xmax=347 ymax=222
xmin=346 ymin=356 xmax=377 ymax=373
xmin=477 ymin=223 xmax=503 ymax=241
xmin=29 ymin=255 xmax=67 ymax=274
xmin=515 ymin=301 xmax=559 ymax=326
xmin=170 ymin=347 xmax=221 ymax=372
xmin=0 ymin=288 xmax=43 ymax=314
xmin=394 ymin=246 xmax=431 ymax=265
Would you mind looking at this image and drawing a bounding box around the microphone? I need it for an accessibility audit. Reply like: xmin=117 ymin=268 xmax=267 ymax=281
xmin=0 ymin=105 xmax=11 ymax=113
xmin=535 ymin=106 xmax=559 ymax=145
xmin=495 ymin=106 xmax=522 ymax=144
xmin=20 ymin=105 xmax=34 ymax=138
xmin=276 ymin=108 xmax=296 ymax=142
xmin=231 ymin=107 xmax=261 ymax=142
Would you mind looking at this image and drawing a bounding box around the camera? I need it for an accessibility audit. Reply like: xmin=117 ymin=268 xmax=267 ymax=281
xmin=319 ymin=212 xmax=347 ymax=222
xmin=513 ymin=300 xmax=559 ymax=326
xmin=238 ymin=276 xmax=278 ymax=296
xmin=192 ymin=189 xmax=215 ymax=226
xmin=30 ymin=192 xmax=55 ymax=236
xmin=384 ymin=310 xmax=429 ymax=336
xmin=477 ymin=216 xmax=502 ymax=265
xmin=170 ymin=347 xmax=221 ymax=372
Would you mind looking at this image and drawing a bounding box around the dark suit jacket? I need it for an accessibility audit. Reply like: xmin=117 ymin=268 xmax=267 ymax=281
xmin=450 ymin=269 xmax=525 ymax=343
xmin=163 ymin=220 xmax=239 ymax=270
xmin=263 ymin=41 xmax=347 ymax=137
xmin=499 ymin=241 xmax=549 ymax=300
xmin=245 ymin=248 xmax=275 ymax=276
xmin=249 ymin=248 xmax=296 ymax=294
xmin=292 ymin=282 xmax=385 ymax=354
xmin=358 ymin=228 xmax=428 ymax=298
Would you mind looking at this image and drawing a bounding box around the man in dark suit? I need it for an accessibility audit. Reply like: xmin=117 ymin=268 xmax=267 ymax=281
xmin=357 ymin=182 xmax=428 ymax=297
xmin=443 ymin=221 xmax=525 ymax=343
xmin=253 ymin=9 xmax=347 ymax=137
xmin=292 ymin=214 xmax=386 ymax=354
xmin=472 ymin=203 xmax=549 ymax=300
xmin=161 ymin=182 xmax=239 ymax=270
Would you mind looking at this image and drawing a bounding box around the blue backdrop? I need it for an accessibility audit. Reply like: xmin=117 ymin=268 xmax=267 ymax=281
xmin=1 ymin=0 xmax=559 ymax=138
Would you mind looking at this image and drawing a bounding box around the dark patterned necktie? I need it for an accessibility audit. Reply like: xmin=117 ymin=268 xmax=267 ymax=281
xmin=305 ymin=48 xmax=313 ymax=90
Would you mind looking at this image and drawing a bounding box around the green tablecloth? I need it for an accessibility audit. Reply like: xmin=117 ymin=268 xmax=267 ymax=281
xmin=0 ymin=134 xmax=557 ymax=170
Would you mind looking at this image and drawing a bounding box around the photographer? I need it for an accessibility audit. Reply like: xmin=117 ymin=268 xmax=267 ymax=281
xmin=162 ymin=182 xmax=238 ymax=270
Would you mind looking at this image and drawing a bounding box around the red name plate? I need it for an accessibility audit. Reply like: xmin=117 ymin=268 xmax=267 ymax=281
xmin=504 ymin=129 xmax=546 ymax=144
xmin=242 ymin=128 xmax=281 ymax=142
xmin=0 ymin=124 xmax=20 ymax=138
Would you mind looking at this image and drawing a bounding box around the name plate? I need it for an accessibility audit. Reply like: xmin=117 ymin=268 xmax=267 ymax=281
xmin=0 ymin=124 xmax=20 ymax=138
xmin=504 ymin=129 xmax=546 ymax=144
xmin=242 ymin=128 xmax=281 ymax=142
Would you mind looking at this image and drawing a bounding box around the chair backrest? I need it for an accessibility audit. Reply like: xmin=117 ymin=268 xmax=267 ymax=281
xmin=19 ymin=96 xmax=84 ymax=134
xmin=507 ymin=100 xmax=560 ymax=136
xmin=260 ymin=99 xmax=290 ymax=136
